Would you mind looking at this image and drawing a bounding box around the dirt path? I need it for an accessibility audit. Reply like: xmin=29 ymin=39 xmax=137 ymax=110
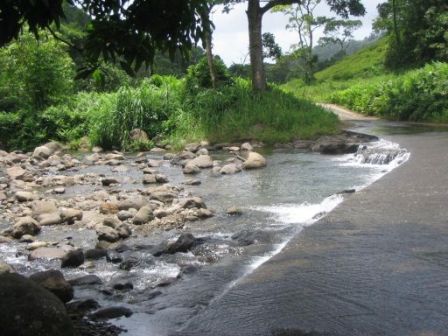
xmin=319 ymin=103 xmax=378 ymax=121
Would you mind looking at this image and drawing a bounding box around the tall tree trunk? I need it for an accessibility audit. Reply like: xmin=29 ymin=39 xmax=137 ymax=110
xmin=392 ymin=0 xmax=401 ymax=44
xmin=204 ymin=30 xmax=217 ymax=89
xmin=247 ymin=0 xmax=266 ymax=92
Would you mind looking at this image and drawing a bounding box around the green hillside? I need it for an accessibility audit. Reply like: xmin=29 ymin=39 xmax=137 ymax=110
xmin=315 ymin=37 xmax=388 ymax=82
xmin=283 ymin=37 xmax=448 ymax=123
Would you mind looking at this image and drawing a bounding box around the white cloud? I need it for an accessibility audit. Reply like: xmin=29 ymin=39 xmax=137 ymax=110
xmin=211 ymin=0 xmax=382 ymax=65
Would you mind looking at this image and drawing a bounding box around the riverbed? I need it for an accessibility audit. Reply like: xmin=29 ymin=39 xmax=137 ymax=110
xmin=0 ymin=123 xmax=411 ymax=335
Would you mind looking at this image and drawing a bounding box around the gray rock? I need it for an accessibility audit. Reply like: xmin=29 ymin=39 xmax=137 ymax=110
xmin=187 ymin=155 xmax=213 ymax=169
xmin=241 ymin=142 xmax=253 ymax=151
xmin=60 ymin=208 xmax=83 ymax=224
xmin=183 ymin=178 xmax=201 ymax=186
xmin=179 ymin=197 xmax=206 ymax=209
xmin=155 ymin=174 xmax=169 ymax=183
xmin=167 ymin=233 xmax=197 ymax=254
xmin=66 ymin=299 xmax=100 ymax=315
xmin=12 ymin=216 xmax=41 ymax=239
xmin=38 ymin=212 xmax=62 ymax=226
xmin=6 ymin=166 xmax=28 ymax=180
xmin=101 ymin=177 xmax=119 ymax=186
xmin=220 ymin=163 xmax=242 ymax=175
xmin=89 ymin=306 xmax=133 ymax=321
xmin=130 ymin=128 xmax=149 ymax=142
xmin=29 ymin=269 xmax=74 ymax=303
xmin=116 ymin=224 xmax=132 ymax=239
xmin=32 ymin=200 xmax=58 ymax=216
xmin=15 ymin=191 xmax=37 ymax=202
xmin=242 ymin=152 xmax=267 ymax=169
xmin=185 ymin=143 xmax=200 ymax=153
xmin=183 ymin=163 xmax=200 ymax=175
xmin=133 ymin=206 xmax=154 ymax=225
xmin=0 ymin=272 xmax=75 ymax=336
xmin=29 ymin=247 xmax=66 ymax=260
xmin=32 ymin=145 xmax=52 ymax=160
xmin=0 ymin=261 xmax=15 ymax=274
xmin=117 ymin=210 xmax=134 ymax=221
xmin=96 ymin=226 xmax=120 ymax=243
xmin=53 ymin=187 xmax=65 ymax=194
xmin=227 ymin=207 xmax=243 ymax=215
xmin=143 ymin=174 xmax=157 ymax=184
xmin=68 ymin=274 xmax=103 ymax=286
xmin=85 ymin=248 xmax=108 ymax=260
xmin=147 ymin=159 xmax=162 ymax=167
xmin=61 ymin=249 xmax=84 ymax=268
xmin=197 ymin=148 xmax=209 ymax=155
xmin=118 ymin=197 xmax=146 ymax=211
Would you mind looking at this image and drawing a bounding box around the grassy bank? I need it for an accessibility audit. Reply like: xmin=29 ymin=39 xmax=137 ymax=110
xmin=0 ymin=35 xmax=340 ymax=152
xmin=283 ymin=38 xmax=448 ymax=123
xmin=0 ymin=74 xmax=339 ymax=152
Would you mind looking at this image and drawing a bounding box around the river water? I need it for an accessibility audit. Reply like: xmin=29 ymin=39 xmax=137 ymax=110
xmin=0 ymin=123 xmax=411 ymax=335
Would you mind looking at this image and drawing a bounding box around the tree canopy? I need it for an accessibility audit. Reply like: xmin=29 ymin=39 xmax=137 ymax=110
xmin=0 ymin=0 xmax=211 ymax=73
xmin=375 ymin=0 xmax=448 ymax=69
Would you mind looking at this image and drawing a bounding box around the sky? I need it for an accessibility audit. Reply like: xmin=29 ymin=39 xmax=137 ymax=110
xmin=211 ymin=0 xmax=383 ymax=65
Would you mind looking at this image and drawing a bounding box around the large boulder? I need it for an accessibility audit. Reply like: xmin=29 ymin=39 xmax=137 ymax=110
xmin=61 ymin=249 xmax=84 ymax=268
xmin=15 ymin=191 xmax=37 ymax=202
xmin=186 ymin=155 xmax=213 ymax=169
xmin=242 ymin=152 xmax=266 ymax=169
xmin=31 ymin=200 xmax=58 ymax=217
xmin=0 ymin=261 xmax=15 ymax=274
xmin=32 ymin=145 xmax=52 ymax=160
xmin=220 ymin=163 xmax=242 ymax=175
xmin=0 ymin=272 xmax=75 ymax=336
xmin=129 ymin=128 xmax=149 ymax=142
xmin=166 ymin=233 xmax=197 ymax=254
xmin=6 ymin=166 xmax=30 ymax=181
xmin=133 ymin=206 xmax=154 ymax=225
xmin=96 ymin=226 xmax=120 ymax=243
xmin=11 ymin=217 xmax=41 ymax=239
xmin=29 ymin=269 xmax=74 ymax=303
xmin=29 ymin=247 xmax=66 ymax=261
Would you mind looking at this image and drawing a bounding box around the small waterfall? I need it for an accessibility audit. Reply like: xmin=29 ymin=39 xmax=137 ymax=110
xmin=356 ymin=146 xmax=408 ymax=165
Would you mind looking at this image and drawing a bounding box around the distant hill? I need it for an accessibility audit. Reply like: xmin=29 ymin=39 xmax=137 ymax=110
xmin=315 ymin=37 xmax=388 ymax=82
xmin=312 ymin=34 xmax=381 ymax=62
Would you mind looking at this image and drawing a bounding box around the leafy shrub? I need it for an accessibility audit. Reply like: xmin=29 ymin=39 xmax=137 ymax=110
xmin=330 ymin=62 xmax=448 ymax=122
xmin=174 ymin=78 xmax=339 ymax=145
xmin=76 ymin=62 xmax=132 ymax=92
xmin=185 ymin=56 xmax=232 ymax=93
xmin=42 ymin=77 xmax=183 ymax=150
xmin=0 ymin=33 xmax=75 ymax=112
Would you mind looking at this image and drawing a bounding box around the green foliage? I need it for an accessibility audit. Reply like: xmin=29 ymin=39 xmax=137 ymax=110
xmin=0 ymin=32 xmax=75 ymax=112
xmin=175 ymin=78 xmax=339 ymax=145
xmin=77 ymin=62 xmax=132 ymax=92
xmin=0 ymin=32 xmax=75 ymax=150
xmin=1 ymin=0 xmax=212 ymax=75
xmin=41 ymin=77 xmax=182 ymax=150
xmin=185 ymin=57 xmax=232 ymax=92
xmin=330 ymin=62 xmax=448 ymax=122
xmin=314 ymin=38 xmax=388 ymax=81
xmin=376 ymin=0 xmax=448 ymax=69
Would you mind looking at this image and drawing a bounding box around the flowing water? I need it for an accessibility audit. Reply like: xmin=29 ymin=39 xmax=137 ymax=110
xmin=0 ymin=126 xmax=411 ymax=335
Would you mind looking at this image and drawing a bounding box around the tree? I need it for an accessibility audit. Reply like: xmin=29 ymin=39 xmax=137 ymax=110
xmin=223 ymin=0 xmax=365 ymax=91
xmin=0 ymin=0 xmax=211 ymax=74
xmin=274 ymin=1 xmax=329 ymax=83
xmin=319 ymin=18 xmax=362 ymax=54
xmin=262 ymin=32 xmax=282 ymax=60
xmin=374 ymin=0 xmax=448 ymax=69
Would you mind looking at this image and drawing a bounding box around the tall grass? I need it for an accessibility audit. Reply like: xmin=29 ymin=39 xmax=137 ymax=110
xmin=174 ymin=78 xmax=339 ymax=146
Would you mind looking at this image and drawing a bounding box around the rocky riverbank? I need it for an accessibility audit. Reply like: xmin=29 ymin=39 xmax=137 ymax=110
xmin=0 ymin=130 xmax=379 ymax=335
